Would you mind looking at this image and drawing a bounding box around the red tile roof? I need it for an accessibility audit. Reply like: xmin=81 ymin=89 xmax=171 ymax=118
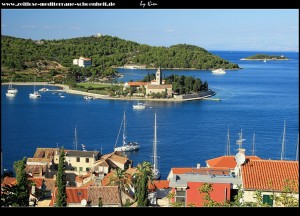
xmin=101 ymin=173 xmax=114 ymax=186
xmin=146 ymin=84 xmax=172 ymax=89
xmin=127 ymin=82 xmax=148 ymax=86
xmin=242 ymin=160 xmax=299 ymax=192
xmin=1 ymin=177 xmax=16 ymax=187
xmin=126 ymin=167 xmax=138 ymax=176
xmin=75 ymin=173 xmax=91 ymax=183
xmin=148 ymin=180 xmax=170 ymax=190
xmin=88 ymin=186 xmax=121 ymax=206
xmin=206 ymin=155 xmax=261 ymax=169
xmin=171 ymin=167 xmax=231 ymax=176
xmin=28 ymin=177 xmax=44 ymax=188
xmin=51 ymin=187 xmax=88 ymax=205
xmin=33 ymin=148 xmax=58 ymax=159
xmin=109 ymin=153 xmax=131 ymax=165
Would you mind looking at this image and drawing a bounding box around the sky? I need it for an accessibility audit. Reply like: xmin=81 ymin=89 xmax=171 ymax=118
xmin=1 ymin=9 xmax=299 ymax=51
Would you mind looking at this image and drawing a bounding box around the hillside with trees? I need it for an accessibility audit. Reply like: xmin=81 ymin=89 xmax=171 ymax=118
xmin=1 ymin=35 xmax=239 ymax=83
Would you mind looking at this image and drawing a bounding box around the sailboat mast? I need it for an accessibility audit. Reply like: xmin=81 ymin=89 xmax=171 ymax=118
xmin=281 ymin=120 xmax=286 ymax=160
xmin=123 ymin=111 xmax=127 ymax=146
xmin=252 ymin=133 xmax=255 ymax=156
xmin=153 ymin=113 xmax=157 ymax=171
xmin=227 ymin=126 xmax=230 ymax=156
xmin=74 ymin=125 xmax=78 ymax=150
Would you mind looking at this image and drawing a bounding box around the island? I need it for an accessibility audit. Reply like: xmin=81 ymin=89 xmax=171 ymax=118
xmin=240 ymin=54 xmax=289 ymax=61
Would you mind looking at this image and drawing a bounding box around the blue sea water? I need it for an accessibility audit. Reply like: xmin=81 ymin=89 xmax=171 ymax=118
xmin=1 ymin=51 xmax=299 ymax=179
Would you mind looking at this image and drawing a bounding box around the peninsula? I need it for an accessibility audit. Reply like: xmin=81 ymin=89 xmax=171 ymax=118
xmin=240 ymin=54 xmax=289 ymax=61
xmin=1 ymin=35 xmax=240 ymax=84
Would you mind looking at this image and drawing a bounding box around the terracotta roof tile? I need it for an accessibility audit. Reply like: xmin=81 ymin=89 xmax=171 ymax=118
xmin=127 ymin=82 xmax=148 ymax=86
xmin=206 ymin=155 xmax=261 ymax=169
xmin=241 ymin=160 xmax=299 ymax=192
xmin=75 ymin=173 xmax=91 ymax=183
xmin=25 ymin=165 xmax=46 ymax=174
xmin=1 ymin=177 xmax=16 ymax=187
xmin=88 ymin=186 xmax=121 ymax=206
xmin=27 ymin=158 xmax=50 ymax=163
xmin=146 ymin=84 xmax=172 ymax=89
xmin=94 ymin=159 xmax=109 ymax=167
xmin=171 ymin=167 xmax=231 ymax=175
xmin=108 ymin=153 xmax=130 ymax=165
xmin=148 ymin=180 xmax=170 ymax=190
xmin=102 ymin=173 xmax=115 ymax=186
xmin=28 ymin=177 xmax=44 ymax=188
xmin=126 ymin=167 xmax=138 ymax=176
xmin=33 ymin=148 xmax=59 ymax=159
xmin=51 ymin=187 xmax=88 ymax=205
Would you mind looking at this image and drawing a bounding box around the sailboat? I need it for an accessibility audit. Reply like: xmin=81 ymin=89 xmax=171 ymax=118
xmin=39 ymin=84 xmax=49 ymax=92
xmin=6 ymin=78 xmax=18 ymax=97
xmin=152 ymin=113 xmax=160 ymax=180
xmin=114 ymin=111 xmax=140 ymax=152
xmin=29 ymin=77 xmax=41 ymax=98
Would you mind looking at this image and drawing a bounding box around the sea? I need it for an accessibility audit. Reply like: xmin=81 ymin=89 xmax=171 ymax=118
xmin=1 ymin=51 xmax=299 ymax=179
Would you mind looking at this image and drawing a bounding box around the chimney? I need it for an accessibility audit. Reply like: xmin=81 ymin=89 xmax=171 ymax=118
xmin=31 ymin=184 xmax=36 ymax=195
xmin=196 ymin=163 xmax=201 ymax=169
xmin=238 ymin=148 xmax=246 ymax=156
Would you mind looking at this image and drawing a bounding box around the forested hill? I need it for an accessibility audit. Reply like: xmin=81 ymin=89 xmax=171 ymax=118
xmin=1 ymin=35 xmax=239 ymax=71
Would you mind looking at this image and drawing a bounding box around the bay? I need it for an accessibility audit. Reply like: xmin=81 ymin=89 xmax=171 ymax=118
xmin=1 ymin=51 xmax=299 ymax=179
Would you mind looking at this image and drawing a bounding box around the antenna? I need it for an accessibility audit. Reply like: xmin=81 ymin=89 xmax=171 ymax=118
xmin=236 ymin=129 xmax=246 ymax=150
xmin=235 ymin=152 xmax=246 ymax=165
xmin=281 ymin=120 xmax=286 ymax=160
xmin=252 ymin=133 xmax=255 ymax=156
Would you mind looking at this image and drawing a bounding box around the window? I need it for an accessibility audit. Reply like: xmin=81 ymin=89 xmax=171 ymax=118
xmin=175 ymin=189 xmax=186 ymax=206
xmin=263 ymin=195 xmax=273 ymax=206
xmin=86 ymin=167 xmax=90 ymax=172
xmin=86 ymin=158 xmax=89 ymax=163
xmin=76 ymin=157 xmax=80 ymax=162
xmin=79 ymin=167 xmax=83 ymax=172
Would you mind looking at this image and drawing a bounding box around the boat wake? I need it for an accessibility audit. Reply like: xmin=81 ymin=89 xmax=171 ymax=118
xmin=211 ymin=87 xmax=235 ymax=100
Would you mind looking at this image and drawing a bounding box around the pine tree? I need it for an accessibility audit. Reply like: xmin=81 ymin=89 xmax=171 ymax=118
xmin=56 ymin=147 xmax=67 ymax=207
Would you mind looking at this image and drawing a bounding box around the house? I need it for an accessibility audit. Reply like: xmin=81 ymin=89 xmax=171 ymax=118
xmin=50 ymin=186 xmax=122 ymax=207
xmin=99 ymin=152 xmax=133 ymax=171
xmin=167 ymin=166 xmax=242 ymax=207
xmin=241 ymin=159 xmax=299 ymax=206
xmin=26 ymin=148 xmax=59 ymax=178
xmin=54 ymin=150 xmax=100 ymax=175
xmin=73 ymin=57 xmax=92 ymax=68
xmin=148 ymin=180 xmax=170 ymax=206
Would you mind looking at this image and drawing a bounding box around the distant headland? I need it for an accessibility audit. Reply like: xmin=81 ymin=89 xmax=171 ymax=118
xmin=240 ymin=54 xmax=289 ymax=61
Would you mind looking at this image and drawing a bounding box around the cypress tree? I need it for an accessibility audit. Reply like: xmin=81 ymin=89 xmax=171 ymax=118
xmin=13 ymin=157 xmax=30 ymax=206
xmin=56 ymin=147 xmax=67 ymax=207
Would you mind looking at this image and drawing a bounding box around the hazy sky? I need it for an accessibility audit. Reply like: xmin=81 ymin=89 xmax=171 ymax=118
xmin=2 ymin=9 xmax=298 ymax=51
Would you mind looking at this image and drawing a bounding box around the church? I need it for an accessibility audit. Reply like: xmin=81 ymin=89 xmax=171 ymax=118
xmin=145 ymin=68 xmax=173 ymax=97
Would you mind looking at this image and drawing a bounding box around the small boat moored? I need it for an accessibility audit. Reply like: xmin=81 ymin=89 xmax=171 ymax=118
xmin=133 ymin=102 xmax=146 ymax=110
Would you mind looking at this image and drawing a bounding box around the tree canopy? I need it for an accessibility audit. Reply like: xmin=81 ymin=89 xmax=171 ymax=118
xmin=1 ymin=35 xmax=239 ymax=75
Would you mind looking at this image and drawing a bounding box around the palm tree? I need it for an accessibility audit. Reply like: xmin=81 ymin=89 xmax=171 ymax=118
xmin=108 ymin=168 xmax=131 ymax=192
xmin=133 ymin=161 xmax=154 ymax=206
